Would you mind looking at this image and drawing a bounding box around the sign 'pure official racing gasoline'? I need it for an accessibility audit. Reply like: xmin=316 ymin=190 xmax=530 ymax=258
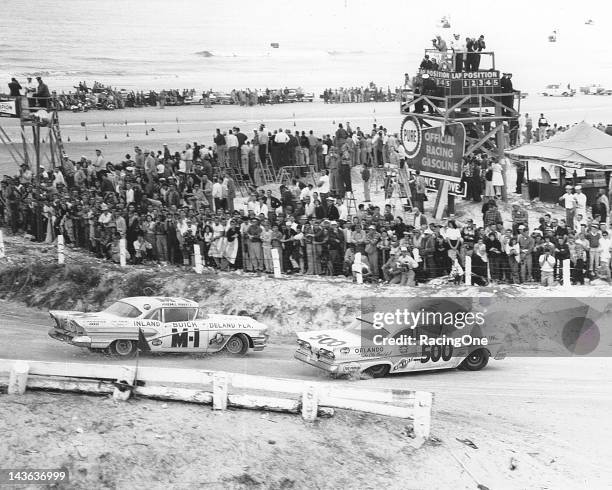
xmin=400 ymin=115 xmax=466 ymax=183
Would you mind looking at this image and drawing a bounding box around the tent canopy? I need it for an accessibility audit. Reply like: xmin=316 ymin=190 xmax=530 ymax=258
xmin=505 ymin=121 xmax=612 ymax=171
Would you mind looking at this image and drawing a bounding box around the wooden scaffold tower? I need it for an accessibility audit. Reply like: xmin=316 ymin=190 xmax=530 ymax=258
xmin=399 ymin=48 xmax=521 ymax=216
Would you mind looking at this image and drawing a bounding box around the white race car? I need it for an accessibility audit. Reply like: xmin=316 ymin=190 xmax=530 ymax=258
xmin=295 ymin=323 xmax=505 ymax=378
xmin=541 ymin=84 xmax=576 ymax=97
xmin=49 ymin=297 xmax=268 ymax=357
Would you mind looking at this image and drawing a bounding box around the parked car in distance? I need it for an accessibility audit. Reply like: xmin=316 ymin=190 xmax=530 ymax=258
xmin=541 ymin=84 xmax=576 ymax=97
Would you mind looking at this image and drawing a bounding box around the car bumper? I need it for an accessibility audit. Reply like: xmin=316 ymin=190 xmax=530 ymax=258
xmin=494 ymin=351 xmax=507 ymax=360
xmin=294 ymin=350 xmax=362 ymax=375
xmin=251 ymin=335 xmax=267 ymax=352
xmin=48 ymin=328 xmax=92 ymax=348
xmin=295 ymin=350 xmax=338 ymax=372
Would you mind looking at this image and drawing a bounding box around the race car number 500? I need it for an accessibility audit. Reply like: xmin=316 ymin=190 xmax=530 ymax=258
xmin=308 ymin=334 xmax=346 ymax=346
xmin=421 ymin=344 xmax=453 ymax=363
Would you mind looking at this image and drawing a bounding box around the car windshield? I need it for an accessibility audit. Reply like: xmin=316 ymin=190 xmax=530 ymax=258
xmin=103 ymin=301 xmax=142 ymax=318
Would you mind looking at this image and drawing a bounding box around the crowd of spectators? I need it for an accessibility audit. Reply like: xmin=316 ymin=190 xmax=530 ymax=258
xmin=521 ymin=113 xmax=612 ymax=144
xmin=1 ymin=118 xmax=611 ymax=286
xmin=321 ymin=84 xmax=402 ymax=103
xmin=5 ymin=79 xmax=317 ymax=113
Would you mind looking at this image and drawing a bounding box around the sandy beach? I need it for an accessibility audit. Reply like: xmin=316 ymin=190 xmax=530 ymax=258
xmin=2 ymin=95 xmax=612 ymax=178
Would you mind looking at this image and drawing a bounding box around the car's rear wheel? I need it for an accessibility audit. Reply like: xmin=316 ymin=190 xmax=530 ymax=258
xmin=225 ymin=334 xmax=249 ymax=355
xmin=362 ymin=364 xmax=390 ymax=378
xmin=110 ymin=339 xmax=137 ymax=358
xmin=458 ymin=349 xmax=490 ymax=371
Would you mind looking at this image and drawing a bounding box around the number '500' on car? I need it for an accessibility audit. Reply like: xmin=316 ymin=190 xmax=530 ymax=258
xmin=294 ymin=323 xmax=506 ymax=378
xmin=49 ymin=297 xmax=269 ymax=357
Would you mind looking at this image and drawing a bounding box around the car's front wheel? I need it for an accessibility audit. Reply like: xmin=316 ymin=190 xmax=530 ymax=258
xmin=458 ymin=349 xmax=490 ymax=371
xmin=110 ymin=339 xmax=138 ymax=358
xmin=362 ymin=364 xmax=390 ymax=378
xmin=224 ymin=334 xmax=249 ymax=355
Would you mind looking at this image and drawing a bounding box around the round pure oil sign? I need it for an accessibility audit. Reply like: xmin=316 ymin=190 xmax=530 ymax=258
xmin=400 ymin=115 xmax=422 ymax=158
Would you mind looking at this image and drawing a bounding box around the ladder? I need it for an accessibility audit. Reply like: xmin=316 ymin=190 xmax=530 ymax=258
xmin=256 ymin=154 xmax=276 ymax=184
xmin=345 ymin=191 xmax=358 ymax=217
xmin=223 ymin=164 xmax=250 ymax=197
xmin=275 ymin=167 xmax=293 ymax=186
xmin=49 ymin=110 xmax=68 ymax=168
xmin=396 ymin=166 xmax=414 ymax=212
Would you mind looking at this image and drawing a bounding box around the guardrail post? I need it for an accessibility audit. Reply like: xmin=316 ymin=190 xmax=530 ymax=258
xmin=562 ymin=259 xmax=571 ymax=287
xmin=8 ymin=360 xmax=29 ymax=395
xmin=301 ymin=383 xmax=319 ymax=422
xmin=464 ymin=255 xmax=472 ymax=285
xmin=113 ymin=366 xmax=136 ymax=401
xmin=193 ymin=244 xmax=203 ymax=274
xmin=57 ymin=235 xmax=65 ymax=264
xmin=413 ymin=391 xmax=433 ymax=441
xmin=212 ymin=372 xmax=228 ymax=410
xmin=354 ymin=252 xmax=363 ymax=284
xmin=119 ymin=238 xmax=127 ymax=267
xmin=271 ymin=248 xmax=282 ymax=278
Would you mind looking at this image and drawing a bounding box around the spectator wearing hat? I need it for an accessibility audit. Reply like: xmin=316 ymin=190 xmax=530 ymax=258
xmin=92 ymin=149 xmax=105 ymax=178
xmin=133 ymin=233 xmax=153 ymax=264
xmin=35 ymin=76 xmax=50 ymax=108
xmin=597 ymin=231 xmax=612 ymax=280
xmin=558 ymin=185 xmax=575 ymax=229
xmin=511 ymin=203 xmax=528 ymax=234
xmin=397 ymin=246 xmax=418 ymax=286
xmin=500 ymin=73 xmax=514 ymax=115
xmin=245 ymin=217 xmax=263 ymax=272
xmin=8 ymin=77 xmax=22 ymax=97
xmin=572 ymin=185 xmax=587 ymax=219
xmin=539 ymin=248 xmax=556 ymax=286
xmin=450 ymin=33 xmax=466 ymax=72
xmin=517 ymin=226 xmax=534 ymax=282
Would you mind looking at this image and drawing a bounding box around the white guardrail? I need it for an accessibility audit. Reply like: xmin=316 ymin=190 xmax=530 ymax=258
xmin=0 ymin=359 xmax=434 ymax=446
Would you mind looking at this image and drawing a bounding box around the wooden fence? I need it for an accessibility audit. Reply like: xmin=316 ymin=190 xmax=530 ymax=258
xmin=0 ymin=359 xmax=433 ymax=445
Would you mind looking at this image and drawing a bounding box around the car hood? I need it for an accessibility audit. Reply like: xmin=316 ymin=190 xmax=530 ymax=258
xmin=296 ymin=329 xmax=362 ymax=348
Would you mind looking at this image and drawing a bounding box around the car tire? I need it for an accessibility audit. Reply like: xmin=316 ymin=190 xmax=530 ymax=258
xmin=362 ymin=364 xmax=390 ymax=378
xmin=224 ymin=334 xmax=249 ymax=355
xmin=458 ymin=349 xmax=490 ymax=371
xmin=199 ymin=99 xmax=205 ymax=105
xmin=562 ymin=92 xmax=568 ymax=97
xmin=110 ymin=339 xmax=137 ymax=358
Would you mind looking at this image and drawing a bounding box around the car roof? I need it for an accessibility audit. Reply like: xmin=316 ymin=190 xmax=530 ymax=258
xmin=121 ymin=296 xmax=199 ymax=310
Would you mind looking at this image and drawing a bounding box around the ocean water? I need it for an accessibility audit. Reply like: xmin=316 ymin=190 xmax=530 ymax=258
xmin=2 ymin=0 xmax=612 ymax=95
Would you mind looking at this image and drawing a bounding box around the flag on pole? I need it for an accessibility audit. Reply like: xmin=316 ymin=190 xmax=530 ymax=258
xmin=137 ymin=328 xmax=151 ymax=352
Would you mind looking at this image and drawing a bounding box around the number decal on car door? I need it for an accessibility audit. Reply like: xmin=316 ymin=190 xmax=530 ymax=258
xmin=420 ymin=344 xmax=453 ymax=363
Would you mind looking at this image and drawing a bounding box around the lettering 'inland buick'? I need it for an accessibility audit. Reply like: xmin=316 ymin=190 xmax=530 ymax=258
xmin=48 ymin=296 xmax=268 ymax=358
xmin=294 ymin=323 xmax=505 ymax=378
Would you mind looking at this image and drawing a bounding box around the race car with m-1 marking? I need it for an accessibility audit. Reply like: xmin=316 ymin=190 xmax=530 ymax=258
xmin=49 ymin=297 xmax=268 ymax=357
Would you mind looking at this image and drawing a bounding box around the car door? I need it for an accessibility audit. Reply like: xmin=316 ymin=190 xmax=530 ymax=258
xmin=412 ymin=324 xmax=459 ymax=371
xmin=388 ymin=328 xmax=422 ymax=374
xmin=137 ymin=308 xmax=164 ymax=351
xmin=159 ymin=307 xmax=207 ymax=352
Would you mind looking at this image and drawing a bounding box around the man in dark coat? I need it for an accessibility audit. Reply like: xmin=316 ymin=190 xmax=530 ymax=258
xmin=35 ymin=77 xmax=51 ymax=108
xmin=501 ymin=73 xmax=514 ymax=115
xmin=473 ymin=35 xmax=486 ymax=70
xmin=8 ymin=78 xmax=22 ymax=96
